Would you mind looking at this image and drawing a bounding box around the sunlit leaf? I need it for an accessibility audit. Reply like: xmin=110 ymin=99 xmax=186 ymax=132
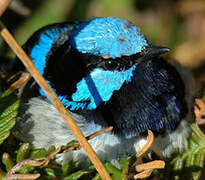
xmin=0 ymin=90 xmax=19 ymax=144
xmin=162 ymin=124 xmax=205 ymax=180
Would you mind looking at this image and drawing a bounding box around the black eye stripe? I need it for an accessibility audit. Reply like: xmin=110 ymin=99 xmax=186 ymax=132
xmin=104 ymin=61 xmax=119 ymax=70
xmin=84 ymin=52 xmax=142 ymax=71
xmin=110 ymin=52 xmax=142 ymax=69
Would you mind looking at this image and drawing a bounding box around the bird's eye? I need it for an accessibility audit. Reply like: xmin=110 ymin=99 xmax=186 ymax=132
xmin=104 ymin=61 xmax=119 ymax=70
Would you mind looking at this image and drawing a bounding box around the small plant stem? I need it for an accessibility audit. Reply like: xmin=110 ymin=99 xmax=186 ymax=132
xmin=0 ymin=1 xmax=111 ymax=179
xmin=0 ymin=0 xmax=12 ymax=17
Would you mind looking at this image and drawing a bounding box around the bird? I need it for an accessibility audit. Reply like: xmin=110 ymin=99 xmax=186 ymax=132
xmin=6 ymin=17 xmax=193 ymax=165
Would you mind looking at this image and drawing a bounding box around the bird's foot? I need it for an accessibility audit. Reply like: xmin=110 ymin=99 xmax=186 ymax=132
xmin=194 ymin=99 xmax=205 ymax=125
xmin=132 ymin=130 xmax=165 ymax=179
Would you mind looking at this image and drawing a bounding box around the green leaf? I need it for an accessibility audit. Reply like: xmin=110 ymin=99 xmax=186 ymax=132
xmin=192 ymin=149 xmax=205 ymax=180
xmin=0 ymin=90 xmax=20 ymax=145
xmin=19 ymin=165 xmax=35 ymax=174
xmin=104 ymin=163 xmax=122 ymax=180
xmin=0 ymin=132 xmax=10 ymax=145
xmin=63 ymin=169 xmax=94 ymax=180
xmin=16 ymin=143 xmax=30 ymax=162
xmin=162 ymin=123 xmax=205 ymax=180
xmin=91 ymin=173 xmax=101 ymax=180
xmin=0 ymin=167 xmax=6 ymax=179
xmin=119 ymin=157 xmax=133 ymax=174
xmin=44 ymin=167 xmax=56 ymax=177
xmin=47 ymin=146 xmax=56 ymax=154
xmin=2 ymin=153 xmax=14 ymax=172
xmin=29 ymin=148 xmax=47 ymax=159
xmin=0 ymin=118 xmax=16 ymax=136
xmin=62 ymin=161 xmax=73 ymax=176
xmin=62 ymin=140 xmax=80 ymax=151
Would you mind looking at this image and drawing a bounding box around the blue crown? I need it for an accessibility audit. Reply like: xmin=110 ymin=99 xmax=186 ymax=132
xmin=70 ymin=17 xmax=148 ymax=58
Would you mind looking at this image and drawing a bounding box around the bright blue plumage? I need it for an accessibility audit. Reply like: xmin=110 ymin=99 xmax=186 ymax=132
xmin=30 ymin=26 xmax=71 ymax=105
xmin=31 ymin=27 xmax=68 ymax=74
xmin=71 ymin=65 xmax=137 ymax=110
xmin=31 ymin=29 xmax=138 ymax=110
xmin=11 ymin=17 xmax=191 ymax=160
xmin=70 ymin=17 xmax=148 ymax=58
xmin=29 ymin=17 xmax=146 ymax=110
xmin=24 ymin=17 xmax=187 ymax=137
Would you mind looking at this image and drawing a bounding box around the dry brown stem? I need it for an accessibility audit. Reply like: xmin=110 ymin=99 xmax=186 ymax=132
xmin=0 ymin=1 xmax=111 ymax=179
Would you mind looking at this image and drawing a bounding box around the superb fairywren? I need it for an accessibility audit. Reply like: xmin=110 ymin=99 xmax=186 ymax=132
xmin=11 ymin=17 xmax=193 ymax=164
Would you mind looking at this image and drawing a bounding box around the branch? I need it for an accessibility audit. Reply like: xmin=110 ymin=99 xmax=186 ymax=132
xmin=0 ymin=0 xmax=12 ymax=17
xmin=0 ymin=1 xmax=111 ymax=179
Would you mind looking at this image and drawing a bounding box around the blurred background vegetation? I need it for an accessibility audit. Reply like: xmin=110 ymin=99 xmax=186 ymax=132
xmin=1 ymin=0 xmax=205 ymax=179
xmin=1 ymin=0 xmax=205 ymax=91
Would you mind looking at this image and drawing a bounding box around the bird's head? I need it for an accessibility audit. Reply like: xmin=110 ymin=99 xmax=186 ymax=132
xmin=30 ymin=17 xmax=170 ymax=111
xmin=70 ymin=17 xmax=169 ymax=68
xmin=66 ymin=17 xmax=169 ymax=110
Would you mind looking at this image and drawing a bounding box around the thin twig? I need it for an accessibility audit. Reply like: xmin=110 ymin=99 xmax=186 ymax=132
xmin=63 ymin=126 xmax=113 ymax=152
xmin=6 ymin=127 xmax=113 ymax=179
xmin=195 ymin=99 xmax=205 ymax=125
xmin=137 ymin=130 xmax=154 ymax=158
xmin=132 ymin=130 xmax=154 ymax=167
xmin=86 ymin=126 xmax=113 ymax=140
xmin=0 ymin=0 xmax=12 ymax=17
xmin=134 ymin=161 xmax=165 ymax=179
xmin=7 ymin=173 xmax=40 ymax=180
xmin=132 ymin=130 xmax=165 ymax=179
xmin=9 ymin=73 xmax=30 ymax=91
xmin=10 ymin=0 xmax=31 ymax=16
xmin=135 ymin=160 xmax=165 ymax=172
xmin=0 ymin=3 xmax=111 ymax=179
xmin=7 ymin=159 xmax=45 ymax=175
xmin=134 ymin=169 xmax=152 ymax=179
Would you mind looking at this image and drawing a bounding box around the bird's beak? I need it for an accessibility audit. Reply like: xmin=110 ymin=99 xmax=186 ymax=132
xmin=137 ymin=44 xmax=170 ymax=63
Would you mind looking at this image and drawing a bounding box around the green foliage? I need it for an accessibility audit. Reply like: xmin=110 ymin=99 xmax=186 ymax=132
xmin=0 ymin=139 xmax=136 ymax=179
xmin=0 ymin=142 xmax=56 ymax=179
xmin=1 ymin=123 xmax=205 ymax=179
xmin=161 ymin=124 xmax=205 ymax=180
xmin=1 ymin=88 xmax=205 ymax=179
xmin=0 ymin=89 xmax=20 ymax=145
xmin=61 ymin=154 xmax=134 ymax=180
xmin=2 ymin=153 xmax=14 ymax=172
xmin=102 ymin=157 xmax=135 ymax=180
xmin=63 ymin=168 xmax=95 ymax=180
